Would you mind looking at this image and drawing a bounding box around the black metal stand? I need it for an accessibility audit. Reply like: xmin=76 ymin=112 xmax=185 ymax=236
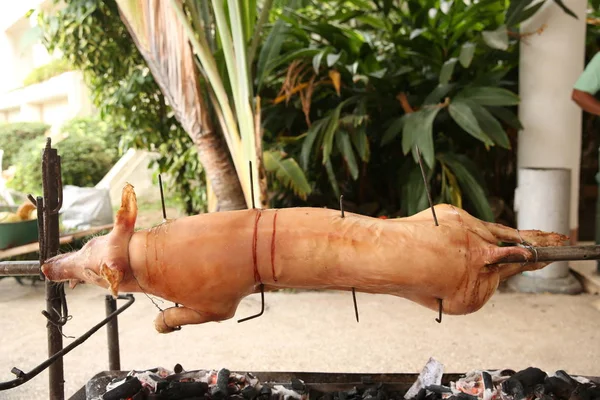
xmin=39 ymin=138 xmax=66 ymax=399
xmin=105 ymin=296 xmax=121 ymax=371
xmin=0 ymin=139 xmax=136 ymax=398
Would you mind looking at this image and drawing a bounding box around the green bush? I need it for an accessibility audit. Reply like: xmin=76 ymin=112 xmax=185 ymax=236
xmin=59 ymin=116 xmax=123 ymax=154
xmin=23 ymin=59 xmax=73 ymax=86
xmin=0 ymin=122 xmax=49 ymax=169
xmin=8 ymin=117 xmax=120 ymax=196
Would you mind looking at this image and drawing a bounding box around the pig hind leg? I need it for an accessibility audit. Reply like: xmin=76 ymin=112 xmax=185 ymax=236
xmin=154 ymin=306 xmax=225 ymax=333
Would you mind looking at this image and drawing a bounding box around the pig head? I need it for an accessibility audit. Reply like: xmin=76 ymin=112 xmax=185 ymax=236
xmin=41 ymin=183 xmax=138 ymax=297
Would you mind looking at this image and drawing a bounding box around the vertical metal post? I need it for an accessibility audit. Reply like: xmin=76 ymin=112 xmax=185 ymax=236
xmin=105 ymin=295 xmax=121 ymax=371
xmin=40 ymin=139 xmax=65 ymax=400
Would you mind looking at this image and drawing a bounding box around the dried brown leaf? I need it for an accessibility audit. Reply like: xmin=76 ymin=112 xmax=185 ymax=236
xmin=328 ymin=69 xmax=341 ymax=96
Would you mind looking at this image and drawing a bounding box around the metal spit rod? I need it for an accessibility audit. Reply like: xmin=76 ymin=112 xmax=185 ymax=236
xmin=3 ymin=244 xmax=600 ymax=279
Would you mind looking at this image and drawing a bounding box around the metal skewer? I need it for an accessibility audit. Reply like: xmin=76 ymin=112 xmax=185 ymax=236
xmin=414 ymin=145 xmax=443 ymax=323
xmin=157 ymin=174 xmax=181 ymax=331
xmin=238 ymin=161 xmax=267 ymax=323
xmin=339 ymin=195 xmax=360 ymax=323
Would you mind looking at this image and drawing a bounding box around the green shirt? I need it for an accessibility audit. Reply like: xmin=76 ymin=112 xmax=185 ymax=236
xmin=574 ymin=52 xmax=600 ymax=95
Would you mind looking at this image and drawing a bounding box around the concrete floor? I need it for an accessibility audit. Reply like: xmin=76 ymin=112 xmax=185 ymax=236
xmin=1 ymin=271 xmax=599 ymax=400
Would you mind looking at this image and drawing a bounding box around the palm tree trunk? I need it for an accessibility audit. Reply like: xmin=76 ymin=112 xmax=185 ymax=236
xmin=193 ymin=127 xmax=246 ymax=211
xmin=115 ymin=0 xmax=246 ymax=211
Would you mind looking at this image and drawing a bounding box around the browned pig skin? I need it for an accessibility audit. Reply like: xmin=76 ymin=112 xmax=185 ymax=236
xmin=41 ymin=184 xmax=567 ymax=333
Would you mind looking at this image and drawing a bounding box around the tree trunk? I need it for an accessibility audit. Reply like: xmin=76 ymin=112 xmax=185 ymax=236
xmin=193 ymin=129 xmax=247 ymax=211
xmin=116 ymin=0 xmax=247 ymax=211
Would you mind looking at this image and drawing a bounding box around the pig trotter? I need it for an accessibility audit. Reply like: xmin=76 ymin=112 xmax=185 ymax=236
xmin=154 ymin=307 xmax=217 ymax=334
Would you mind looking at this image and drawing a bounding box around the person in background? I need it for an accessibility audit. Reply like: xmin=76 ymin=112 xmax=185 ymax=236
xmin=572 ymin=34 xmax=600 ymax=115
xmin=572 ymin=33 xmax=600 ymax=274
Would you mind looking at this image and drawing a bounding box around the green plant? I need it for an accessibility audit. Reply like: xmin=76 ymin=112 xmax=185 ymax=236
xmin=38 ymin=0 xmax=210 ymax=214
xmin=259 ymin=0 xmax=577 ymax=220
xmin=22 ymin=58 xmax=73 ymax=86
xmin=59 ymin=116 xmax=123 ymax=154
xmin=115 ymin=0 xmax=313 ymax=208
xmin=0 ymin=122 xmax=49 ymax=170
xmin=8 ymin=121 xmax=119 ymax=196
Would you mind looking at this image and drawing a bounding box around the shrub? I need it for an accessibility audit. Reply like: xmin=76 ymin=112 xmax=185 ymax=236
xmin=0 ymin=122 xmax=49 ymax=170
xmin=7 ymin=117 xmax=120 ymax=196
xmin=23 ymin=59 xmax=73 ymax=87
xmin=59 ymin=116 xmax=123 ymax=154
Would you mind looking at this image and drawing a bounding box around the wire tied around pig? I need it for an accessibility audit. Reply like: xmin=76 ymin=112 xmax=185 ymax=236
xmin=41 ymin=184 xmax=568 ymax=334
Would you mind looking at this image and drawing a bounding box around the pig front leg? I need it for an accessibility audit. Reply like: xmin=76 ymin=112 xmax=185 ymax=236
xmin=154 ymin=306 xmax=230 ymax=333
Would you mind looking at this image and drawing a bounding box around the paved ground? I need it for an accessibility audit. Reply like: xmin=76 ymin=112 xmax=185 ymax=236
xmin=1 ymin=269 xmax=599 ymax=400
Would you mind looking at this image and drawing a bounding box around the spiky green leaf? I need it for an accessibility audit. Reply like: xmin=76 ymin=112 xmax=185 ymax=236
xmin=263 ymin=150 xmax=312 ymax=200
xmin=336 ymin=130 xmax=359 ymax=180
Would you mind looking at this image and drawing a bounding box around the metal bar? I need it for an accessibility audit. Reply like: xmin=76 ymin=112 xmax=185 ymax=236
xmin=0 ymin=261 xmax=40 ymax=276
xmin=105 ymin=296 xmax=121 ymax=371
xmin=0 ymin=294 xmax=135 ymax=391
xmin=41 ymin=139 xmax=65 ymax=400
xmin=492 ymin=245 xmax=600 ymax=264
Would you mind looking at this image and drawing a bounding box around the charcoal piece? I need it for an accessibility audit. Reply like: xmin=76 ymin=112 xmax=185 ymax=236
xmin=535 ymin=384 xmax=546 ymax=397
xmin=377 ymin=389 xmax=389 ymax=400
xmin=339 ymin=390 xmax=349 ymax=400
xmin=291 ymin=378 xmax=306 ymax=393
xmin=376 ymin=385 xmax=389 ymax=400
xmin=514 ymin=367 xmax=548 ymax=393
xmin=258 ymin=384 xmax=272 ymax=400
xmin=230 ymin=395 xmax=245 ymax=400
xmin=416 ymin=388 xmax=427 ymax=400
xmin=132 ymin=386 xmax=151 ymax=399
xmin=211 ymin=369 xmax=232 ymax=399
xmin=147 ymin=394 xmax=167 ymax=400
xmin=241 ymin=385 xmax=259 ymax=400
xmin=260 ymin=386 xmax=272 ymax=395
xmin=364 ymin=388 xmax=379 ymax=398
xmin=569 ymin=385 xmax=600 ymax=400
xmin=482 ymin=372 xmax=494 ymax=391
xmin=347 ymin=387 xmax=359 ymax=398
xmin=228 ymin=383 xmax=241 ymax=396
xmin=158 ymin=381 xmax=209 ymax=399
xmin=102 ymin=376 xmax=143 ymax=400
xmin=502 ymin=377 xmax=526 ymax=400
xmin=502 ymin=367 xmax=547 ymax=399
xmin=500 ymin=370 xmax=517 ymax=377
xmin=321 ymin=393 xmax=335 ymax=400
xmin=364 ymin=396 xmax=376 ymax=400
xmin=426 ymin=385 xmax=452 ymax=394
xmin=456 ymin=393 xmax=479 ymax=400
xmin=545 ymin=376 xmax=576 ymax=400
xmin=557 ymin=371 xmax=581 ymax=387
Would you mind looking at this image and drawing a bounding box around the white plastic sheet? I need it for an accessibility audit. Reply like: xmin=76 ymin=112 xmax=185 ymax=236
xmin=60 ymin=185 xmax=114 ymax=231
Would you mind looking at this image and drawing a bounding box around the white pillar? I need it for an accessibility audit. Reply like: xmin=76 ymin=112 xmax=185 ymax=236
xmin=517 ymin=0 xmax=588 ymax=244
xmin=512 ymin=0 xmax=587 ymax=293
xmin=516 ymin=168 xmax=571 ymax=279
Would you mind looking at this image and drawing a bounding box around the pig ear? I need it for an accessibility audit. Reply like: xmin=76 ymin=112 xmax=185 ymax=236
xmin=100 ymin=263 xmax=124 ymax=298
xmin=113 ymin=183 xmax=137 ymax=236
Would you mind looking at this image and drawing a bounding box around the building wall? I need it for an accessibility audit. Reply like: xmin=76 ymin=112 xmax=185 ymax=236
xmin=0 ymin=0 xmax=91 ymax=134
